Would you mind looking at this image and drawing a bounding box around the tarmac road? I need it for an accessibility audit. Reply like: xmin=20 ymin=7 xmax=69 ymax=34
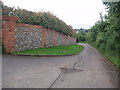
xmin=2 ymin=43 xmax=118 ymax=88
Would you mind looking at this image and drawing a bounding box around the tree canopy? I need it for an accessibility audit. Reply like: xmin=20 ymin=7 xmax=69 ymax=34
xmin=86 ymin=2 xmax=120 ymax=68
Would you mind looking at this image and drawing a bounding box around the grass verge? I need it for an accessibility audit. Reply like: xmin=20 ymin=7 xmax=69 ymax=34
xmin=100 ymin=51 xmax=120 ymax=70
xmin=90 ymin=43 xmax=120 ymax=70
xmin=14 ymin=44 xmax=84 ymax=55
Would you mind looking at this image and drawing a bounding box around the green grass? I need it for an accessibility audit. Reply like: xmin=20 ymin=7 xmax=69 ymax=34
xmin=14 ymin=44 xmax=84 ymax=55
xmin=90 ymin=44 xmax=120 ymax=70
xmin=101 ymin=51 xmax=120 ymax=70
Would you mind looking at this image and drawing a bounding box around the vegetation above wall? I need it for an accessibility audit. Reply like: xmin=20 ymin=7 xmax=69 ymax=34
xmin=2 ymin=4 xmax=76 ymax=37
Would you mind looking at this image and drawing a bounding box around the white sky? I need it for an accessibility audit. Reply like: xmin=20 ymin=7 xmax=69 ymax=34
xmin=2 ymin=0 xmax=107 ymax=29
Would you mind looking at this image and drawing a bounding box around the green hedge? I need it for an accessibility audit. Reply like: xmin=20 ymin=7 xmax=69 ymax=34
xmin=85 ymin=2 xmax=120 ymax=69
xmin=2 ymin=4 xmax=76 ymax=37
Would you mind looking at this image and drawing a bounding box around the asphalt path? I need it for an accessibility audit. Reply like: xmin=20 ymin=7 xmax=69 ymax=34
xmin=2 ymin=43 xmax=118 ymax=88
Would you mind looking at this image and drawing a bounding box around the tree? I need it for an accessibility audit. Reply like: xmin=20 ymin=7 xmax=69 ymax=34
xmin=87 ymin=2 xmax=120 ymax=68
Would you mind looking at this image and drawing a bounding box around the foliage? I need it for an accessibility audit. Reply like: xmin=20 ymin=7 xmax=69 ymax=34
xmin=0 ymin=1 xmax=2 ymax=54
xmin=86 ymin=2 xmax=120 ymax=69
xmin=78 ymin=41 xmax=88 ymax=43
xmin=2 ymin=4 xmax=76 ymax=37
xmin=14 ymin=45 xmax=84 ymax=55
xmin=75 ymin=28 xmax=89 ymax=42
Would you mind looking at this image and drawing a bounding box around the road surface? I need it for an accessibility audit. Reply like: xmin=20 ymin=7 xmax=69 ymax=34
xmin=2 ymin=43 xmax=118 ymax=88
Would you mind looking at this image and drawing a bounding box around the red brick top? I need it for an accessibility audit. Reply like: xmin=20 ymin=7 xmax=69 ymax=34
xmin=17 ymin=23 xmax=43 ymax=29
xmin=2 ymin=15 xmax=19 ymax=22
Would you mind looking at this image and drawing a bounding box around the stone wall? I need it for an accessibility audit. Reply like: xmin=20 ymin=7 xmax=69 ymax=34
xmin=56 ymin=32 xmax=66 ymax=46
xmin=16 ymin=24 xmax=43 ymax=51
xmin=45 ymin=29 xmax=55 ymax=48
xmin=2 ymin=15 xmax=76 ymax=53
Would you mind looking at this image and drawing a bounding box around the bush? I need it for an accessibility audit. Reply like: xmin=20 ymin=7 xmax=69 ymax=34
xmin=2 ymin=4 xmax=76 ymax=37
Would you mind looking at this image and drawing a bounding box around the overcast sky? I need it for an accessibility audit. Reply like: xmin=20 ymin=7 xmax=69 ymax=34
xmin=2 ymin=0 xmax=107 ymax=29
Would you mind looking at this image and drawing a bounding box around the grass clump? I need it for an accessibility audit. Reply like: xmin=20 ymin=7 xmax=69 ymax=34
xmin=91 ymin=44 xmax=120 ymax=70
xmin=14 ymin=44 xmax=84 ymax=55
xmin=101 ymin=51 xmax=119 ymax=70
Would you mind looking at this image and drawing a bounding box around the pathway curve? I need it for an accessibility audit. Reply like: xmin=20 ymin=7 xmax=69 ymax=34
xmin=51 ymin=43 xmax=118 ymax=88
xmin=2 ymin=43 xmax=118 ymax=88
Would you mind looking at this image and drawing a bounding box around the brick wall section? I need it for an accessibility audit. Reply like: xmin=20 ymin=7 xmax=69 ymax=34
xmin=54 ymin=31 xmax=57 ymax=46
xmin=42 ymin=28 xmax=47 ymax=48
xmin=2 ymin=15 xmax=76 ymax=53
xmin=2 ymin=15 xmax=19 ymax=53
